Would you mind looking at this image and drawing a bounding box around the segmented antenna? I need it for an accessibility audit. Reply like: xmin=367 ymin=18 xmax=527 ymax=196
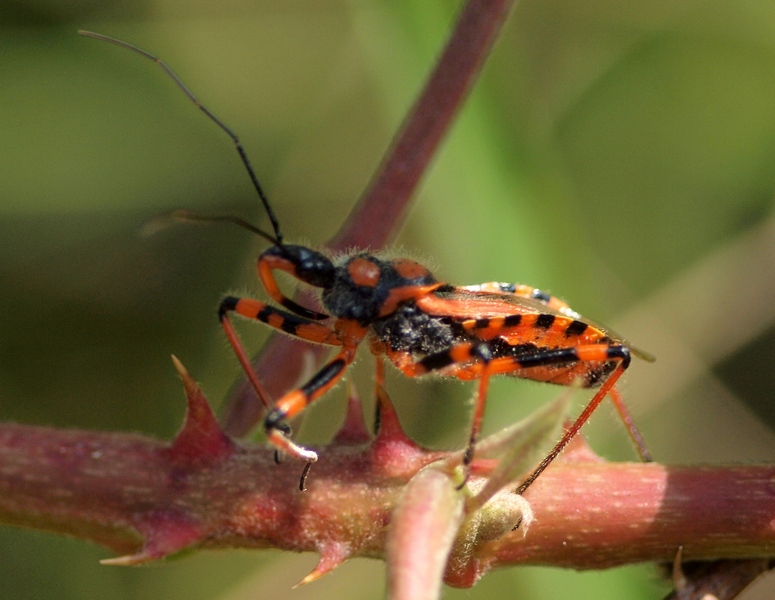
xmin=78 ymin=29 xmax=284 ymax=246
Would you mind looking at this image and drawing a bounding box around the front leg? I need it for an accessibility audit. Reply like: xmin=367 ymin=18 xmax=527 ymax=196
xmin=218 ymin=296 xmax=342 ymax=408
xmin=262 ymin=319 xmax=367 ymax=488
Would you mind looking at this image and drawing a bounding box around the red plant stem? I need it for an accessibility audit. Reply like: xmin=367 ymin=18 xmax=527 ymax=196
xmin=2 ymin=421 xmax=773 ymax=576
xmin=329 ymin=0 xmax=513 ymax=251
xmin=494 ymin=463 xmax=775 ymax=568
xmin=221 ymin=0 xmax=515 ymax=436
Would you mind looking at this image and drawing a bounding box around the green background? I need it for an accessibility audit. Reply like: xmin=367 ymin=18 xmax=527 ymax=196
xmin=3 ymin=1 xmax=775 ymax=598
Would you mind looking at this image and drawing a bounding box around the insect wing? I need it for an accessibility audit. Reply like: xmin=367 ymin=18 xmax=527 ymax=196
xmin=429 ymin=287 xmax=563 ymax=319
xmin=431 ymin=287 xmax=655 ymax=361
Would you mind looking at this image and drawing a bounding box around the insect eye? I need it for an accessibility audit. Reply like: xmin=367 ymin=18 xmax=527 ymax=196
xmin=279 ymin=245 xmax=335 ymax=288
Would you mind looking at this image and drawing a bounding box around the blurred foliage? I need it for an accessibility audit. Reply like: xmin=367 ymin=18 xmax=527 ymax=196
xmin=3 ymin=1 xmax=775 ymax=598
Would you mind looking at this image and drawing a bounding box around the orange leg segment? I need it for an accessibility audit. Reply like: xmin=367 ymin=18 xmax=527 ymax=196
xmin=462 ymin=372 xmax=491 ymax=476
xmin=515 ymin=362 xmax=627 ymax=495
xmin=263 ymin=321 xmax=367 ymax=467
xmin=608 ymin=386 xmax=652 ymax=462
xmin=382 ymin=339 xmax=646 ymax=492
xmin=218 ymin=295 xmax=341 ymax=409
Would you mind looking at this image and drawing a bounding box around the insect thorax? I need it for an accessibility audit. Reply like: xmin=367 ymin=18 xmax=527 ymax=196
xmin=319 ymin=253 xmax=437 ymax=326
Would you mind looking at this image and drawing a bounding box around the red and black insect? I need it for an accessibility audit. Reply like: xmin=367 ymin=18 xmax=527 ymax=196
xmin=80 ymin=31 xmax=655 ymax=493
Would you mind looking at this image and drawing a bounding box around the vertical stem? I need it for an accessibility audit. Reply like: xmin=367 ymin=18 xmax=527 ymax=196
xmin=330 ymin=0 xmax=515 ymax=251
xmin=223 ymin=0 xmax=516 ymax=435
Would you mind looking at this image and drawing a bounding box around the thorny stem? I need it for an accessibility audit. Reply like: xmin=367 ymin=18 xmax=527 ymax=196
xmin=2 ymin=351 xmax=773 ymax=598
xmin=221 ymin=0 xmax=515 ymax=435
xmin=1 ymin=420 xmax=774 ymax=585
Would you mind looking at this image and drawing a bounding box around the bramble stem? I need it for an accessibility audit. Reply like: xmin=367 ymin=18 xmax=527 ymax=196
xmin=1 ymin=420 xmax=773 ymax=583
xmin=221 ymin=0 xmax=515 ymax=435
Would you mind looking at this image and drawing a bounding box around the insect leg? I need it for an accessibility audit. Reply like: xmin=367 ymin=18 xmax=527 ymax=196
xmin=480 ymin=346 xmax=652 ymax=464
xmin=262 ymin=320 xmax=367 ymax=489
xmin=455 ymin=344 xmax=645 ymax=492
xmin=464 ymin=371 xmax=491 ymax=475
xmin=452 ymin=342 xmax=636 ymax=494
xmin=388 ymin=340 xmax=638 ymax=491
xmin=381 ymin=341 xmax=493 ymax=481
xmin=608 ymin=386 xmax=652 ymax=462
xmin=218 ymin=296 xmax=341 ymax=408
xmin=257 ymin=247 xmax=333 ymax=320
xmin=514 ymin=361 xmax=626 ymax=495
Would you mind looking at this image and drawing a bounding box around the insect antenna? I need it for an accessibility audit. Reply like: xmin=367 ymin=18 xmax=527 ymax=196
xmin=139 ymin=209 xmax=280 ymax=245
xmin=78 ymin=29 xmax=284 ymax=246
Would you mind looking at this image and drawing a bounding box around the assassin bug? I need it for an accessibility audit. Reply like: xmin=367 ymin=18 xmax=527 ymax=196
xmin=80 ymin=30 xmax=655 ymax=494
